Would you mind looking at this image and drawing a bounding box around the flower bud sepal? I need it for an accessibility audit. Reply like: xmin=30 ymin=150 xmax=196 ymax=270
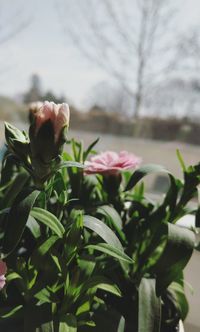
xmin=29 ymin=120 xmax=67 ymax=182
xmin=4 ymin=122 xmax=31 ymax=168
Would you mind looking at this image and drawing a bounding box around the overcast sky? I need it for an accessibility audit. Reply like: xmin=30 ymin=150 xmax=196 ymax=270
xmin=1 ymin=0 xmax=200 ymax=106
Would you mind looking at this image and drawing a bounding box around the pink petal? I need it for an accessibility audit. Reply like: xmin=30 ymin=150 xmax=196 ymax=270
xmin=0 ymin=260 xmax=7 ymax=275
xmin=54 ymin=103 xmax=70 ymax=142
xmin=0 ymin=276 xmax=6 ymax=290
xmin=85 ymin=150 xmax=141 ymax=175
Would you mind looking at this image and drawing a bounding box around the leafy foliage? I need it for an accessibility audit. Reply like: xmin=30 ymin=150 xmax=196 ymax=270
xmin=0 ymin=122 xmax=199 ymax=332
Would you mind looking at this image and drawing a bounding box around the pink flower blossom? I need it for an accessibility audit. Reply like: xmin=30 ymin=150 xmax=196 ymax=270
xmin=85 ymin=150 xmax=141 ymax=175
xmin=0 ymin=260 xmax=7 ymax=290
xmin=34 ymin=101 xmax=70 ymax=142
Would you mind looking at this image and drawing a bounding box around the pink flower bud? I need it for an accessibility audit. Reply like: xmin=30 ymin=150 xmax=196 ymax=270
xmin=29 ymin=101 xmax=70 ymax=183
xmin=34 ymin=101 xmax=70 ymax=142
xmin=29 ymin=101 xmax=43 ymax=115
xmin=0 ymin=260 xmax=7 ymax=290
xmin=85 ymin=150 xmax=141 ymax=175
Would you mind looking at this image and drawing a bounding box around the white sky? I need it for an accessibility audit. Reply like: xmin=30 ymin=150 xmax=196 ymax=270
xmin=0 ymin=0 xmax=200 ymax=106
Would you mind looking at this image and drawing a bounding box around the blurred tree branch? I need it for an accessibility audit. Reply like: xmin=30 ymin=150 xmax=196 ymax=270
xmin=55 ymin=0 xmax=179 ymax=119
xmin=176 ymin=29 xmax=200 ymax=74
xmin=0 ymin=0 xmax=31 ymax=80
xmin=0 ymin=1 xmax=30 ymax=45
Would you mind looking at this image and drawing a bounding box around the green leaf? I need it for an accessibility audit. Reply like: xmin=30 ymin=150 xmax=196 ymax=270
xmin=138 ymin=278 xmax=161 ymax=332
xmin=6 ymin=272 xmax=22 ymax=282
xmin=59 ymin=314 xmax=77 ymax=332
xmin=81 ymin=276 xmax=121 ymax=297
xmin=36 ymin=235 xmax=59 ymax=257
xmin=168 ymin=280 xmax=189 ymax=320
xmin=117 ymin=316 xmax=125 ymax=332
xmin=30 ymin=207 xmax=65 ymax=238
xmin=27 ymin=215 xmax=41 ymax=238
xmin=78 ymin=256 xmax=96 ymax=278
xmin=36 ymin=321 xmax=54 ymax=332
xmin=125 ymin=164 xmax=169 ymax=191
xmin=56 ymin=161 xmax=85 ymax=171
xmin=0 ymin=305 xmax=23 ymax=319
xmin=0 ymin=172 xmax=29 ymax=209
xmin=97 ymin=205 xmax=126 ymax=242
xmin=34 ymin=288 xmax=56 ymax=303
xmin=5 ymin=122 xmax=28 ymax=143
xmin=176 ymin=149 xmax=186 ymax=172
xmin=83 ymin=137 xmax=99 ymax=161
xmin=76 ymin=300 xmax=91 ymax=316
xmin=155 ymin=223 xmax=195 ymax=295
xmin=86 ymin=243 xmax=134 ymax=264
xmin=3 ymin=189 xmax=40 ymax=255
xmin=96 ymin=282 xmax=121 ymax=297
xmin=77 ymin=320 xmax=95 ymax=327
xmin=163 ymin=174 xmax=178 ymax=213
xmin=97 ymin=205 xmax=122 ymax=229
xmin=31 ymin=237 xmax=59 ymax=281
xmin=83 ymin=215 xmax=122 ymax=250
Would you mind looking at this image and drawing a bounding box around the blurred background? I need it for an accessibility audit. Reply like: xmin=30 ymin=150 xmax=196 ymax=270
xmin=0 ymin=0 xmax=200 ymax=331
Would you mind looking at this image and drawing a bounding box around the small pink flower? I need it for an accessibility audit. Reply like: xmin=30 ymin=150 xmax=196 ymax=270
xmin=34 ymin=101 xmax=70 ymax=142
xmin=85 ymin=150 xmax=141 ymax=175
xmin=0 ymin=260 xmax=7 ymax=290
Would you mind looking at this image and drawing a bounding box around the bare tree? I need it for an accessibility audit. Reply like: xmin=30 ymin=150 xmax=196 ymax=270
xmin=56 ymin=0 xmax=179 ymax=119
xmin=0 ymin=0 xmax=30 ymax=76
xmin=0 ymin=1 xmax=30 ymax=45
xmin=176 ymin=29 xmax=200 ymax=75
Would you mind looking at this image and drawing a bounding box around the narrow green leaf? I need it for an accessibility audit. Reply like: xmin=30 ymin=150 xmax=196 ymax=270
xmin=76 ymin=301 xmax=90 ymax=316
xmin=125 ymin=164 xmax=169 ymax=191
xmin=83 ymin=215 xmax=122 ymax=250
xmin=81 ymin=276 xmax=121 ymax=297
xmin=77 ymin=320 xmax=95 ymax=327
xmin=86 ymin=243 xmax=134 ymax=264
xmin=30 ymin=207 xmax=65 ymax=238
xmin=97 ymin=205 xmax=125 ymax=242
xmin=34 ymin=288 xmax=53 ymax=303
xmin=37 ymin=235 xmax=59 ymax=257
xmin=36 ymin=321 xmax=54 ymax=332
xmin=59 ymin=314 xmax=77 ymax=332
xmin=117 ymin=316 xmax=125 ymax=332
xmin=155 ymin=223 xmax=195 ymax=295
xmin=27 ymin=215 xmax=41 ymax=238
xmin=168 ymin=281 xmax=189 ymax=320
xmin=97 ymin=205 xmax=122 ymax=229
xmin=51 ymin=254 xmax=62 ymax=272
xmin=0 ymin=305 xmax=23 ymax=318
xmin=96 ymin=283 xmax=121 ymax=297
xmin=0 ymin=172 xmax=29 ymax=209
xmin=6 ymin=272 xmax=22 ymax=282
xmin=138 ymin=278 xmax=161 ymax=332
xmin=176 ymin=149 xmax=186 ymax=172
xmin=56 ymin=161 xmax=85 ymax=171
xmin=78 ymin=256 xmax=96 ymax=278
xmin=3 ymin=189 xmax=39 ymax=255
xmin=83 ymin=137 xmax=99 ymax=161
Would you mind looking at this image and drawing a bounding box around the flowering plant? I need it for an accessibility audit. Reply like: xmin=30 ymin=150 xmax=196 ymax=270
xmin=0 ymin=101 xmax=199 ymax=332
